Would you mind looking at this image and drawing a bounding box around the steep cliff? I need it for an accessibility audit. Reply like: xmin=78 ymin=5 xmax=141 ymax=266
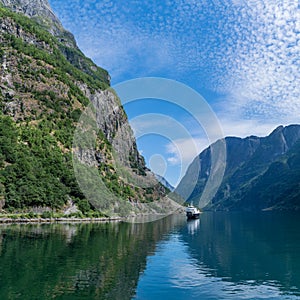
xmin=0 ymin=1 xmax=170 ymax=215
xmin=0 ymin=0 xmax=110 ymax=84
xmin=0 ymin=0 xmax=62 ymax=30
xmin=177 ymin=125 xmax=300 ymax=211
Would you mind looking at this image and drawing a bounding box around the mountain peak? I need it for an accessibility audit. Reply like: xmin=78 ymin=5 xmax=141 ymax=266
xmin=0 ymin=0 xmax=63 ymax=35
xmin=0 ymin=0 xmax=78 ymax=50
xmin=0 ymin=0 xmax=110 ymax=84
xmin=0 ymin=0 xmax=56 ymax=16
xmin=269 ymin=125 xmax=284 ymax=135
xmin=176 ymin=124 xmax=300 ymax=211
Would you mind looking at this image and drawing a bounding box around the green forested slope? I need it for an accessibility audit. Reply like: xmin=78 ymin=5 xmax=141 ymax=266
xmin=0 ymin=5 xmax=167 ymax=215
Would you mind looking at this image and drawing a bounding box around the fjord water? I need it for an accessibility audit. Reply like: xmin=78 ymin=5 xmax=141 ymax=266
xmin=0 ymin=213 xmax=300 ymax=299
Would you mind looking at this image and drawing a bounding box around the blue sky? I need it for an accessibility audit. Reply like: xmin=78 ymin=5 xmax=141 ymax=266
xmin=49 ymin=0 xmax=300 ymax=187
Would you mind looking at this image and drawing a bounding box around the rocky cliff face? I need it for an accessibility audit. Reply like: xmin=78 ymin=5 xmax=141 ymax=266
xmin=177 ymin=125 xmax=300 ymax=211
xmin=0 ymin=2 xmax=169 ymax=215
xmin=0 ymin=0 xmax=68 ymax=42
xmin=1 ymin=0 xmax=57 ymax=20
xmin=0 ymin=0 xmax=110 ymax=84
xmin=0 ymin=0 xmax=69 ymax=37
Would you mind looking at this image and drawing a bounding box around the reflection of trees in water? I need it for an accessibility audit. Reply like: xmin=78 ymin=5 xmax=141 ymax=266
xmin=181 ymin=212 xmax=300 ymax=295
xmin=0 ymin=216 xmax=185 ymax=300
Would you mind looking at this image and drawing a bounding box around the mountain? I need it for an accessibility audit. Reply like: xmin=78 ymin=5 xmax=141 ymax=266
xmin=0 ymin=0 xmax=171 ymax=216
xmin=176 ymin=125 xmax=300 ymax=211
xmin=0 ymin=0 xmax=63 ymax=32
xmin=155 ymin=174 xmax=174 ymax=192
xmin=0 ymin=0 xmax=110 ymax=84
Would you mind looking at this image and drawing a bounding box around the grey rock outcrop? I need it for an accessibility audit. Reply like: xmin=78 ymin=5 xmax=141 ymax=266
xmin=0 ymin=0 xmax=110 ymax=84
xmin=77 ymin=84 xmax=146 ymax=171
xmin=1 ymin=0 xmax=56 ymax=18
xmin=0 ymin=0 xmax=63 ymax=35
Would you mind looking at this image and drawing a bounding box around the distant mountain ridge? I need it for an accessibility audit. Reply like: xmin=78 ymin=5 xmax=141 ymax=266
xmin=176 ymin=125 xmax=300 ymax=211
xmin=155 ymin=174 xmax=174 ymax=192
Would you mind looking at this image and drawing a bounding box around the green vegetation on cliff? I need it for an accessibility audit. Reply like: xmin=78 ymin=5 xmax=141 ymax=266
xmin=0 ymin=6 xmax=168 ymax=215
xmin=0 ymin=5 xmax=110 ymax=88
xmin=0 ymin=115 xmax=86 ymax=209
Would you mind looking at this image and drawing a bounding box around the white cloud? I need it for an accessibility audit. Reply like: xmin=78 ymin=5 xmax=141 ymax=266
xmin=217 ymin=117 xmax=283 ymax=139
xmin=129 ymin=114 xmax=189 ymax=140
xmin=49 ymin=0 xmax=300 ymax=153
xmin=211 ymin=1 xmax=300 ymax=122
xmin=50 ymin=0 xmax=300 ymax=123
xmin=165 ymin=136 xmax=208 ymax=168
xmin=166 ymin=154 xmax=180 ymax=165
xmin=128 ymin=113 xmax=207 ymax=181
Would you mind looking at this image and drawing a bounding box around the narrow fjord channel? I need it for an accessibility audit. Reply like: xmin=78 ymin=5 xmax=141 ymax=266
xmin=1 ymin=213 xmax=300 ymax=299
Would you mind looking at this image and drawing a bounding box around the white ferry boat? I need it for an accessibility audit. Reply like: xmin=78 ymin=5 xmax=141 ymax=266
xmin=185 ymin=204 xmax=201 ymax=219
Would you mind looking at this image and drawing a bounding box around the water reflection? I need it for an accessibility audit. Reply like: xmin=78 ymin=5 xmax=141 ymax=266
xmin=0 ymin=216 xmax=185 ymax=300
xmin=181 ymin=212 xmax=300 ymax=295
xmin=135 ymin=212 xmax=300 ymax=299
xmin=186 ymin=219 xmax=200 ymax=235
xmin=1 ymin=213 xmax=300 ymax=299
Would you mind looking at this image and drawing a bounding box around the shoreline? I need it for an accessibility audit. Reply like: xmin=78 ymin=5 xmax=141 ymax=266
xmin=0 ymin=216 xmax=123 ymax=224
xmin=0 ymin=210 xmax=184 ymax=225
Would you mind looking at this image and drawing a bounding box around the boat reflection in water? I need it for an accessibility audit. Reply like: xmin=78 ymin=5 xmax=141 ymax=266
xmin=186 ymin=218 xmax=200 ymax=235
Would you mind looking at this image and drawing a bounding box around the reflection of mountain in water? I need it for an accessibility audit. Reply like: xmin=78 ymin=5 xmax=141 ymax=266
xmin=180 ymin=212 xmax=300 ymax=295
xmin=0 ymin=216 xmax=185 ymax=300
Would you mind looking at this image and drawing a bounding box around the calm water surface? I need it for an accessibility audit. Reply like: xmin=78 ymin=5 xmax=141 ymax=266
xmin=0 ymin=212 xmax=300 ymax=299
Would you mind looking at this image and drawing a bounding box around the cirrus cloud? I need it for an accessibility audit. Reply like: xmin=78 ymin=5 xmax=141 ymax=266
xmin=49 ymin=0 xmax=300 ymax=126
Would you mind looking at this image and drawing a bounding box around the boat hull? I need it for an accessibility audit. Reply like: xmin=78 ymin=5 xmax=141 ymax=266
xmin=186 ymin=212 xmax=200 ymax=219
